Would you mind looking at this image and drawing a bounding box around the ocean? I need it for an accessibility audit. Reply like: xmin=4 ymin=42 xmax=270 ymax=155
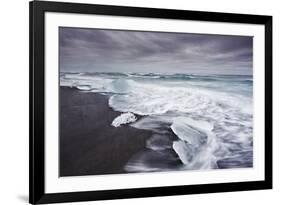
xmin=60 ymin=72 xmax=253 ymax=172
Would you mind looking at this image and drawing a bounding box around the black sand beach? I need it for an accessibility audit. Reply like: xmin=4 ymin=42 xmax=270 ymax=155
xmin=59 ymin=87 xmax=152 ymax=176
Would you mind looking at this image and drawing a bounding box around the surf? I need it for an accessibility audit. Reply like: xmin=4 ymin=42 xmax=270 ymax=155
xmin=60 ymin=72 xmax=253 ymax=171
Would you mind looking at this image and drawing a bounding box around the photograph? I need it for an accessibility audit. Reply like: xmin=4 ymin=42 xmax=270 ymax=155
xmin=59 ymin=27 xmax=254 ymax=177
xmin=29 ymin=1 xmax=272 ymax=203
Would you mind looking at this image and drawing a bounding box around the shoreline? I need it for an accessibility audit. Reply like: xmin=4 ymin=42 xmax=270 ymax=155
xmin=59 ymin=86 xmax=152 ymax=176
xmin=59 ymin=84 xmax=252 ymax=176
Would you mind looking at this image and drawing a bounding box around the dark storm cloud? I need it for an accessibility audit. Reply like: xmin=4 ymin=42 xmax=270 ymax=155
xmin=59 ymin=27 xmax=253 ymax=75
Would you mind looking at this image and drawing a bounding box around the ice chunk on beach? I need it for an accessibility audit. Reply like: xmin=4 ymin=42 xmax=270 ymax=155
xmin=111 ymin=112 xmax=137 ymax=127
xmin=171 ymin=117 xmax=218 ymax=168
xmin=171 ymin=117 xmax=211 ymax=146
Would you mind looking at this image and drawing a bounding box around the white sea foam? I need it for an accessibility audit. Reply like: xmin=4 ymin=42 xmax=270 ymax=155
xmin=111 ymin=112 xmax=137 ymax=127
xmin=60 ymin=73 xmax=113 ymax=92
xmin=108 ymin=80 xmax=252 ymax=117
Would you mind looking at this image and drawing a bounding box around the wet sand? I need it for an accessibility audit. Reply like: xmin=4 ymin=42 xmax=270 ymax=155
xmin=59 ymin=87 xmax=152 ymax=176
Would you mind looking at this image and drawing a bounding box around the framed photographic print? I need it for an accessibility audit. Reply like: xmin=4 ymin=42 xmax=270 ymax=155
xmin=29 ymin=0 xmax=272 ymax=204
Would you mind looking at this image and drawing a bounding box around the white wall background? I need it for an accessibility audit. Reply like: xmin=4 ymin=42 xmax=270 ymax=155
xmin=0 ymin=0 xmax=279 ymax=204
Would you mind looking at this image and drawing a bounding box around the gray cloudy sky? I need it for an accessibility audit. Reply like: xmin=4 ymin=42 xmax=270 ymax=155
xmin=59 ymin=27 xmax=253 ymax=75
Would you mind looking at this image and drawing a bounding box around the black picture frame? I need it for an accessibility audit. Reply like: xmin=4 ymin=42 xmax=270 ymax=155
xmin=29 ymin=0 xmax=272 ymax=204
